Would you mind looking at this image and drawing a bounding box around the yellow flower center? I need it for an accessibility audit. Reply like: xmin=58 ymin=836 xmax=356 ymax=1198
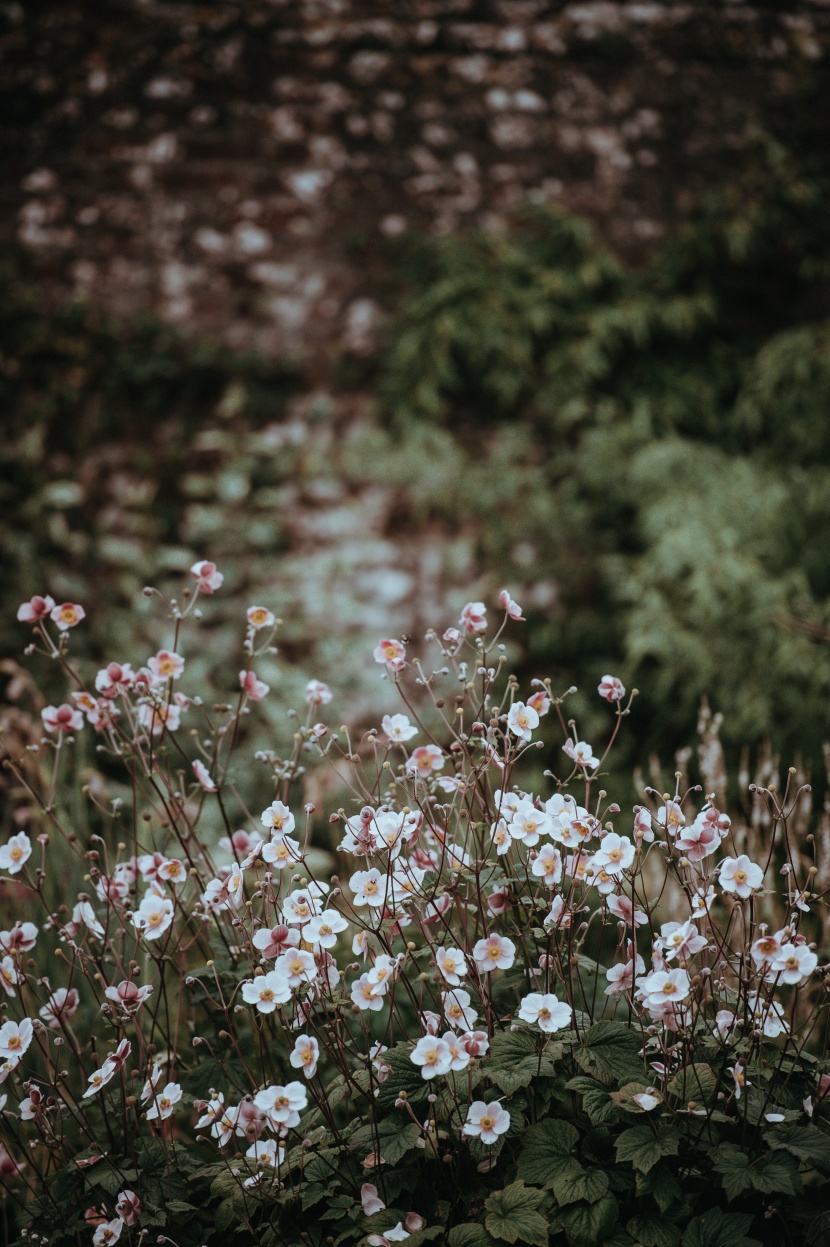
xmin=261 ymin=988 xmax=274 ymax=1002
xmin=734 ymin=870 xmax=747 ymax=885
xmin=480 ymin=1115 xmax=493 ymax=1130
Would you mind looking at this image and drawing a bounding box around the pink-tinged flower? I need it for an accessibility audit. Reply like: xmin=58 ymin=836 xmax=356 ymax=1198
xmin=768 ymin=942 xmax=818 ymax=985
xmin=361 ymin=1183 xmax=386 ymax=1217
xmin=487 ymin=887 xmax=511 ymax=914
xmin=473 ymin=934 xmax=515 ymax=973
xmin=531 ymin=844 xmax=563 ymax=887
xmin=95 ymin=661 xmax=135 ymax=696
xmin=442 ymin=626 xmax=463 ymax=650
xmin=19 ymin=1087 xmax=43 ymax=1121
xmin=633 ymin=806 xmax=654 ymax=842
xmin=410 ymin=1035 xmax=453 ymax=1079
xmin=0 ymin=957 xmax=19 ymax=998
xmin=750 ymin=929 xmax=783 ymax=968
xmin=191 ymin=560 xmax=223 ymax=593
xmin=65 ymin=900 xmax=104 ymax=939
xmin=657 ymin=920 xmax=707 ymax=961
xmin=242 ymin=970 xmax=292 ymax=1013
xmin=442 ymin=988 xmax=478 ymax=1031
xmin=459 ymin=1030 xmax=489 ymax=1058
xmin=41 ymin=703 xmax=84 ymax=734
xmin=407 ymin=745 xmax=445 ymax=778
xmin=0 ymin=833 xmax=32 ymax=876
xmin=598 ymin=674 xmax=625 ymax=703
xmin=459 ymin=601 xmax=487 ymax=634
xmin=0 ymin=1018 xmax=33 ymax=1065
xmin=463 ymin=1100 xmax=510 ymax=1144
xmin=115 ymin=1191 xmax=141 ymax=1226
xmin=440 ymin=1031 xmax=472 ymax=1072
xmin=240 ymin=669 xmax=270 ymax=700
xmin=606 ymin=894 xmax=648 ymax=927
xmin=517 ymin=992 xmax=572 ymax=1033
xmin=290 ymin=1035 xmax=319 ymax=1079
xmin=373 ymin=638 xmax=407 ymax=672
xmin=17 ymin=595 xmax=56 ymax=624
xmin=506 ymin=701 xmax=539 ymax=742
xmin=304 ymin=679 xmax=332 ymax=706
xmin=527 ymin=690 xmax=551 ymax=717
xmin=563 ymin=739 xmax=599 ymax=769
xmin=192 ymin=759 xmax=217 ymax=792
xmin=50 ymin=602 xmax=86 ymax=631
xmin=382 ymin=713 xmax=417 ymax=743
xmin=148 ymin=650 xmax=184 ymax=681
xmin=604 ymin=945 xmax=646 ymax=996
xmin=247 ymin=605 xmax=275 ymax=630
xmin=719 ymin=855 xmax=764 ymax=899
xmin=105 ymin=981 xmax=153 ymax=1010
xmin=499 ymin=589 xmax=525 ymax=621
xmin=367 ymin=1225 xmax=410 ymax=1247
xmin=674 ymin=819 xmax=719 ymax=862
xmin=146 ymin=1081 xmax=182 ymax=1121
xmin=252 ymin=923 xmax=300 ymax=960
xmin=92 ymin=1219 xmax=123 ymax=1247
xmin=38 ymin=987 xmax=80 ymax=1029
xmin=276 ymin=948 xmax=318 ymax=989
xmin=131 ymin=894 xmax=174 ymax=942
xmin=136 ymin=700 xmax=181 ymax=735
xmin=0 ymin=924 xmax=38 ymax=954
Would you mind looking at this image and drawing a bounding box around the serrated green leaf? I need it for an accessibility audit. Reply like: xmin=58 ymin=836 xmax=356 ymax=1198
xmin=575 ymin=1022 xmax=645 ymax=1086
xmin=666 ymin=1063 xmax=718 ymax=1105
xmin=627 ymin=1213 xmax=681 ymax=1247
xmin=567 ymin=1076 xmax=622 ymax=1125
xmin=484 ymin=1180 xmax=548 ymax=1246
xmin=615 ymin=1125 xmax=680 ymax=1175
xmin=681 ymin=1208 xmax=761 ymax=1247
xmin=448 ymin=1225 xmax=500 ymax=1247
xmin=713 ymin=1147 xmax=752 ymax=1201
xmin=517 ymin=1118 xmax=579 ymax=1187
xmin=559 ymin=1193 xmax=619 ymax=1247
xmin=553 ymin=1167 xmax=609 ymax=1207
xmin=767 ymin=1125 xmax=830 ymax=1173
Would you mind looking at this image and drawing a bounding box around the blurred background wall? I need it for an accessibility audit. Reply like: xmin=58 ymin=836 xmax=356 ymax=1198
xmin=3 ymin=0 xmax=830 ymax=803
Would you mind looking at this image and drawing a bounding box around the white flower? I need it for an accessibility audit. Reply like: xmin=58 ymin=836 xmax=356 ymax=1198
xmin=0 ymin=834 xmax=32 ymax=876
xmin=260 ymin=835 xmax=302 ymax=869
xmin=254 ymin=1081 xmax=307 ymax=1129
xmin=192 ymin=759 xmax=217 ymax=792
xmin=351 ymin=974 xmax=385 ymax=1012
xmin=435 ymin=946 xmax=467 ymax=987
xmin=531 ymin=844 xmax=563 ymax=887
xmin=260 ymin=801 xmax=295 ymax=836
xmin=507 ymin=702 xmax=539 ymax=742
xmin=562 ymin=739 xmax=599 ymax=769
xmin=92 ymin=1219 xmax=124 ymax=1246
xmin=276 ymin=949 xmax=318 ymax=989
xmin=382 ymin=713 xmax=418 ymax=743
xmin=441 ymin=989 xmax=478 ymax=1031
xmin=657 ymin=920 xmax=707 ymax=962
xmin=282 ymin=884 xmax=328 ymax=925
xmin=768 ymin=942 xmax=817 ymax=985
xmin=289 ymin=1035 xmax=319 ymax=1079
xmin=463 ymin=1100 xmax=510 ymax=1144
xmin=146 ymin=1082 xmax=182 ymax=1121
xmin=0 ymin=957 xmax=18 ymax=997
xmin=517 ymin=992 xmax=572 ymax=1033
xmin=472 ymin=934 xmax=515 ymax=972
xmin=0 ymin=1018 xmax=33 ymax=1064
xmin=367 ymin=954 xmax=399 ymax=994
xmin=304 ymin=909 xmax=348 ymax=950
xmin=131 ymin=894 xmax=174 ymax=941
xmin=440 ymin=1031 xmax=472 ymax=1071
xmin=245 ymin=1137 xmax=284 ymax=1168
xmin=632 ymin=1092 xmax=661 ymax=1111
xmin=508 ymin=801 xmax=553 ymax=847
xmin=592 ymin=833 xmax=635 ymax=875
xmin=410 ymin=1036 xmax=453 ymax=1079
xmin=719 ymin=855 xmax=764 ymax=899
xmin=639 ymin=969 xmax=691 ymax=1011
xmin=241 ymin=970 xmax=292 ymax=1013
xmin=350 ymin=868 xmax=388 ymax=908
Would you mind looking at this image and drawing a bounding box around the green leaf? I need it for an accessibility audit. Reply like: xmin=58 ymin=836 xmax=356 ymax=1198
xmin=666 ymin=1063 xmax=718 ymax=1106
xmin=517 ymin=1118 xmax=579 ymax=1187
xmin=373 ymin=1044 xmax=431 ymax=1110
xmin=559 ymin=1194 xmax=619 ymax=1247
xmin=627 ymin=1214 xmax=681 ymax=1247
xmin=552 ymin=1166 xmax=609 ymax=1207
xmin=681 ymin=1208 xmax=761 ymax=1247
xmin=713 ymin=1147 xmax=752 ymax=1201
xmin=348 ymin=1118 xmax=421 ymax=1165
xmin=767 ymin=1125 xmax=830 ymax=1173
xmin=567 ymin=1076 xmax=622 ymax=1125
xmin=635 ymin=1164 xmax=681 ymax=1214
xmin=484 ymin=1181 xmax=549 ymax=1246
xmin=448 ymin=1225 xmax=500 ymax=1247
xmin=574 ymin=1022 xmax=644 ymax=1085
xmin=301 ymin=1182 xmax=327 ymax=1211
xmin=615 ymin=1125 xmax=680 ymax=1175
